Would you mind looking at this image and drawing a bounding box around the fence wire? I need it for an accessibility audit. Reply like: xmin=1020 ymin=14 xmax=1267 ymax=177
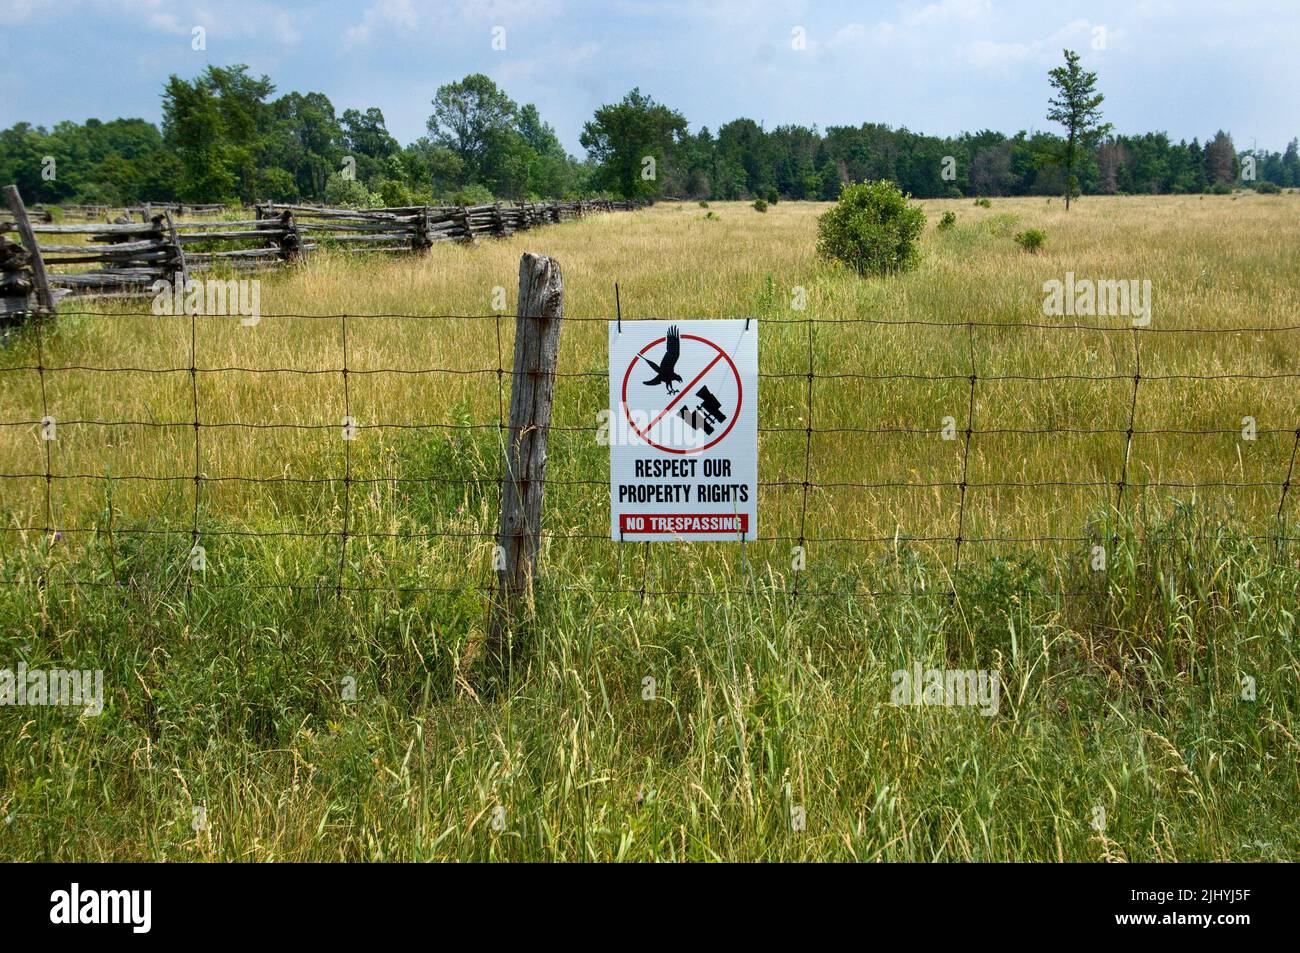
xmin=2 ymin=309 xmax=1299 ymax=603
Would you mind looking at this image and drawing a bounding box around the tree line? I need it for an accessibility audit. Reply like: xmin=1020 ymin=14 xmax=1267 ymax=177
xmin=2 ymin=63 xmax=1295 ymax=207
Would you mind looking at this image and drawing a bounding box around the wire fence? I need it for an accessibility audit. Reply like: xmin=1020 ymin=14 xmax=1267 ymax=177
xmin=2 ymin=305 xmax=1299 ymax=606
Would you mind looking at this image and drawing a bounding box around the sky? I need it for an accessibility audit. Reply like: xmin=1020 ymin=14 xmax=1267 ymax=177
xmin=2 ymin=0 xmax=1297 ymax=154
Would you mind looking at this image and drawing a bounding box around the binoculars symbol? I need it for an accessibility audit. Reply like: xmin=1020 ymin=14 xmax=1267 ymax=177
xmin=677 ymin=385 xmax=728 ymax=436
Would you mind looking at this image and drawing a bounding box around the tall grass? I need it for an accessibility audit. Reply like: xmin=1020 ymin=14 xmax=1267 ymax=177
xmin=0 ymin=195 xmax=1297 ymax=860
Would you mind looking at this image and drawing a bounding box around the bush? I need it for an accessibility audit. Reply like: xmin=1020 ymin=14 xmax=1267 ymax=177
xmin=324 ymin=172 xmax=380 ymax=209
xmin=937 ymin=210 xmax=957 ymax=230
xmin=704 ymin=211 xmax=719 ymax=220
xmin=698 ymin=200 xmax=709 ymax=208
xmin=764 ymin=187 xmax=780 ymax=204
xmin=1254 ymin=181 xmax=1282 ymax=194
xmin=815 ymin=180 xmax=925 ymax=276
xmin=974 ymin=197 xmax=992 ymax=208
xmin=752 ymin=198 xmax=768 ymax=212
xmin=447 ymin=183 xmax=495 ymax=206
xmin=1014 ymin=228 xmax=1046 ymax=253
xmin=376 ymin=178 xmax=416 ymax=208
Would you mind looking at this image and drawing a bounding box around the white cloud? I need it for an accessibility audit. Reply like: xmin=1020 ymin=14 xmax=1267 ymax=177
xmin=344 ymin=0 xmax=420 ymax=46
xmin=903 ymin=0 xmax=992 ymax=28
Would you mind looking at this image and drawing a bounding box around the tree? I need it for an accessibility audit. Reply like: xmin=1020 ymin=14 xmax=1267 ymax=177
xmin=427 ymin=74 xmax=518 ymax=186
xmin=1045 ymin=49 xmax=1110 ymax=209
xmin=162 ymin=64 xmax=276 ymax=202
xmin=1204 ymin=130 xmax=1237 ymax=187
xmin=580 ymin=89 xmax=687 ymax=199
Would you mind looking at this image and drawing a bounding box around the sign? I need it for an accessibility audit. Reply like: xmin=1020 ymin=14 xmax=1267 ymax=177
xmin=609 ymin=319 xmax=757 ymax=541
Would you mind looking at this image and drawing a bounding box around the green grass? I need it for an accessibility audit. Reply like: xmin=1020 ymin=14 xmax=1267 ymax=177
xmin=0 ymin=196 xmax=1298 ymax=860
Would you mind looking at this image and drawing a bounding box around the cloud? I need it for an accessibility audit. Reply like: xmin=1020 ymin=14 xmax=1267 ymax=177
xmin=344 ymin=0 xmax=420 ymax=46
xmin=903 ymin=0 xmax=992 ymax=28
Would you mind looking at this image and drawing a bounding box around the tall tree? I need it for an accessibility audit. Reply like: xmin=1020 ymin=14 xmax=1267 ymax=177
xmin=1045 ymin=49 xmax=1110 ymax=209
xmin=427 ymin=74 xmax=518 ymax=186
xmin=1204 ymin=130 xmax=1237 ymax=186
xmin=580 ymin=89 xmax=687 ymax=199
xmin=162 ymin=64 xmax=275 ymax=202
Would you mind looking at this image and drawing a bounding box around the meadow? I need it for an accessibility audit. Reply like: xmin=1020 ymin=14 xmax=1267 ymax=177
xmin=0 ymin=194 xmax=1297 ymax=860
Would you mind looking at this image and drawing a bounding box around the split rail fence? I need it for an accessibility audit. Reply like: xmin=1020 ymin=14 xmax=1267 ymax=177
xmin=0 ymin=186 xmax=639 ymax=311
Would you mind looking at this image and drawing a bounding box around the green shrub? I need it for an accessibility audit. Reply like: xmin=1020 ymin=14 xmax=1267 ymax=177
xmin=752 ymin=198 xmax=768 ymax=212
xmin=974 ymin=197 xmax=992 ymax=208
xmin=324 ymin=172 xmax=380 ymax=209
xmin=376 ymin=178 xmax=415 ymax=208
xmin=1014 ymin=228 xmax=1046 ymax=253
xmin=704 ymin=211 xmax=718 ymax=220
xmin=448 ymin=183 xmax=495 ymax=206
xmin=698 ymin=200 xmax=709 ymax=208
xmin=764 ymin=187 xmax=780 ymax=204
xmin=1254 ymin=181 xmax=1282 ymax=194
xmin=937 ymin=210 xmax=957 ymax=230
xmin=815 ymin=179 xmax=925 ymax=276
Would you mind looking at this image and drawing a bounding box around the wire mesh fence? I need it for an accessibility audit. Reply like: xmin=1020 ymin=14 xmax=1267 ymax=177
xmin=2 ymin=304 xmax=1299 ymax=607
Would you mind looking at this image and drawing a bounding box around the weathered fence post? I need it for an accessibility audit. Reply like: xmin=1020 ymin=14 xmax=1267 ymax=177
xmin=488 ymin=253 xmax=564 ymax=670
xmin=162 ymin=209 xmax=187 ymax=288
xmin=3 ymin=185 xmax=54 ymax=313
xmin=0 ymin=236 xmax=33 ymax=322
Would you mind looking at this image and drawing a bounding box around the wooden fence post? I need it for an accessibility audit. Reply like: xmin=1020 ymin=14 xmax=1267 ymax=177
xmin=3 ymin=185 xmax=54 ymax=313
xmin=162 ymin=209 xmax=187 ymax=288
xmin=0 ymin=236 xmax=34 ymax=322
xmin=488 ymin=253 xmax=564 ymax=669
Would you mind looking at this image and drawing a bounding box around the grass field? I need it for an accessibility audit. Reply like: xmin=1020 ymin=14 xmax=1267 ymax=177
xmin=1 ymin=194 xmax=1298 ymax=860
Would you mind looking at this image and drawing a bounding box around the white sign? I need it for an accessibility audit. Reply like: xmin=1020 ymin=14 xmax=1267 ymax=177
xmin=609 ymin=319 xmax=757 ymax=541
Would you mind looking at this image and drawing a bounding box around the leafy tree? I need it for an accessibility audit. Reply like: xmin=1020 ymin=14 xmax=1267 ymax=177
xmin=580 ymin=89 xmax=687 ymax=199
xmin=1045 ymin=49 xmax=1110 ymax=209
xmin=162 ymin=64 xmax=276 ymax=202
xmin=427 ymin=74 xmax=518 ymax=187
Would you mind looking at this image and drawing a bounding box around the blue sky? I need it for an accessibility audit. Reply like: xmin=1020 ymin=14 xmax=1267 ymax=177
xmin=3 ymin=0 xmax=1296 ymax=153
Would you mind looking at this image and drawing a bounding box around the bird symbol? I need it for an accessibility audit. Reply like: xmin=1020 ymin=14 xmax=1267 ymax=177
xmin=640 ymin=325 xmax=684 ymax=395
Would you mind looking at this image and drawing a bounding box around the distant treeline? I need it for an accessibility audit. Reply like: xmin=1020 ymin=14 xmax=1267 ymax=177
xmin=3 ymin=65 xmax=1296 ymax=207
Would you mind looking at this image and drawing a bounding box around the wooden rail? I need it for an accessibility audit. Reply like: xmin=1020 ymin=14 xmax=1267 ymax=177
xmin=0 ymin=188 xmax=641 ymax=311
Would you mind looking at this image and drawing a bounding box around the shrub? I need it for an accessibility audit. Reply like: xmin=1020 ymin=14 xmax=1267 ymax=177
xmin=1014 ymin=228 xmax=1046 ymax=253
xmin=377 ymin=178 xmax=415 ymax=208
xmin=764 ymin=187 xmax=780 ymax=204
xmin=815 ymin=179 xmax=925 ymax=276
xmin=324 ymin=172 xmax=379 ymax=209
xmin=448 ymin=183 xmax=495 ymax=206
xmin=1254 ymin=181 xmax=1282 ymax=194
xmin=704 ymin=211 xmax=719 ymax=220
xmin=752 ymin=198 xmax=768 ymax=212
xmin=974 ymin=197 xmax=992 ymax=208
xmin=937 ymin=210 xmax=957 ymax=230
xmin=698 ymin=200 xmax=709 ymax=208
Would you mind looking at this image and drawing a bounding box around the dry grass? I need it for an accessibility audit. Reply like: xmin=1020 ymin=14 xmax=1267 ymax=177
xmin=3 ymin=193 xmax=1298 ymax=584
xmin=1 ymin=194 xmax=1298 ymax=862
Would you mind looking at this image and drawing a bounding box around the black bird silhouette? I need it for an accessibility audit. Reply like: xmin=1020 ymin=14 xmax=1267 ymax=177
xmin=640 ymin=325 xmax=684 ymax=394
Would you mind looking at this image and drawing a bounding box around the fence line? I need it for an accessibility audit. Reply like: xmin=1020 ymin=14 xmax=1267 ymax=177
xmin=1 ymin=262 xmax=1299 ymax=607
xmin=0 ymin=187 xmax=641 ymax=310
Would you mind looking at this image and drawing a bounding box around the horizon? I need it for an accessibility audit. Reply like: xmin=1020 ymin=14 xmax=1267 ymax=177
xmin=3 ymin=0 xmax=1297 ymax=154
